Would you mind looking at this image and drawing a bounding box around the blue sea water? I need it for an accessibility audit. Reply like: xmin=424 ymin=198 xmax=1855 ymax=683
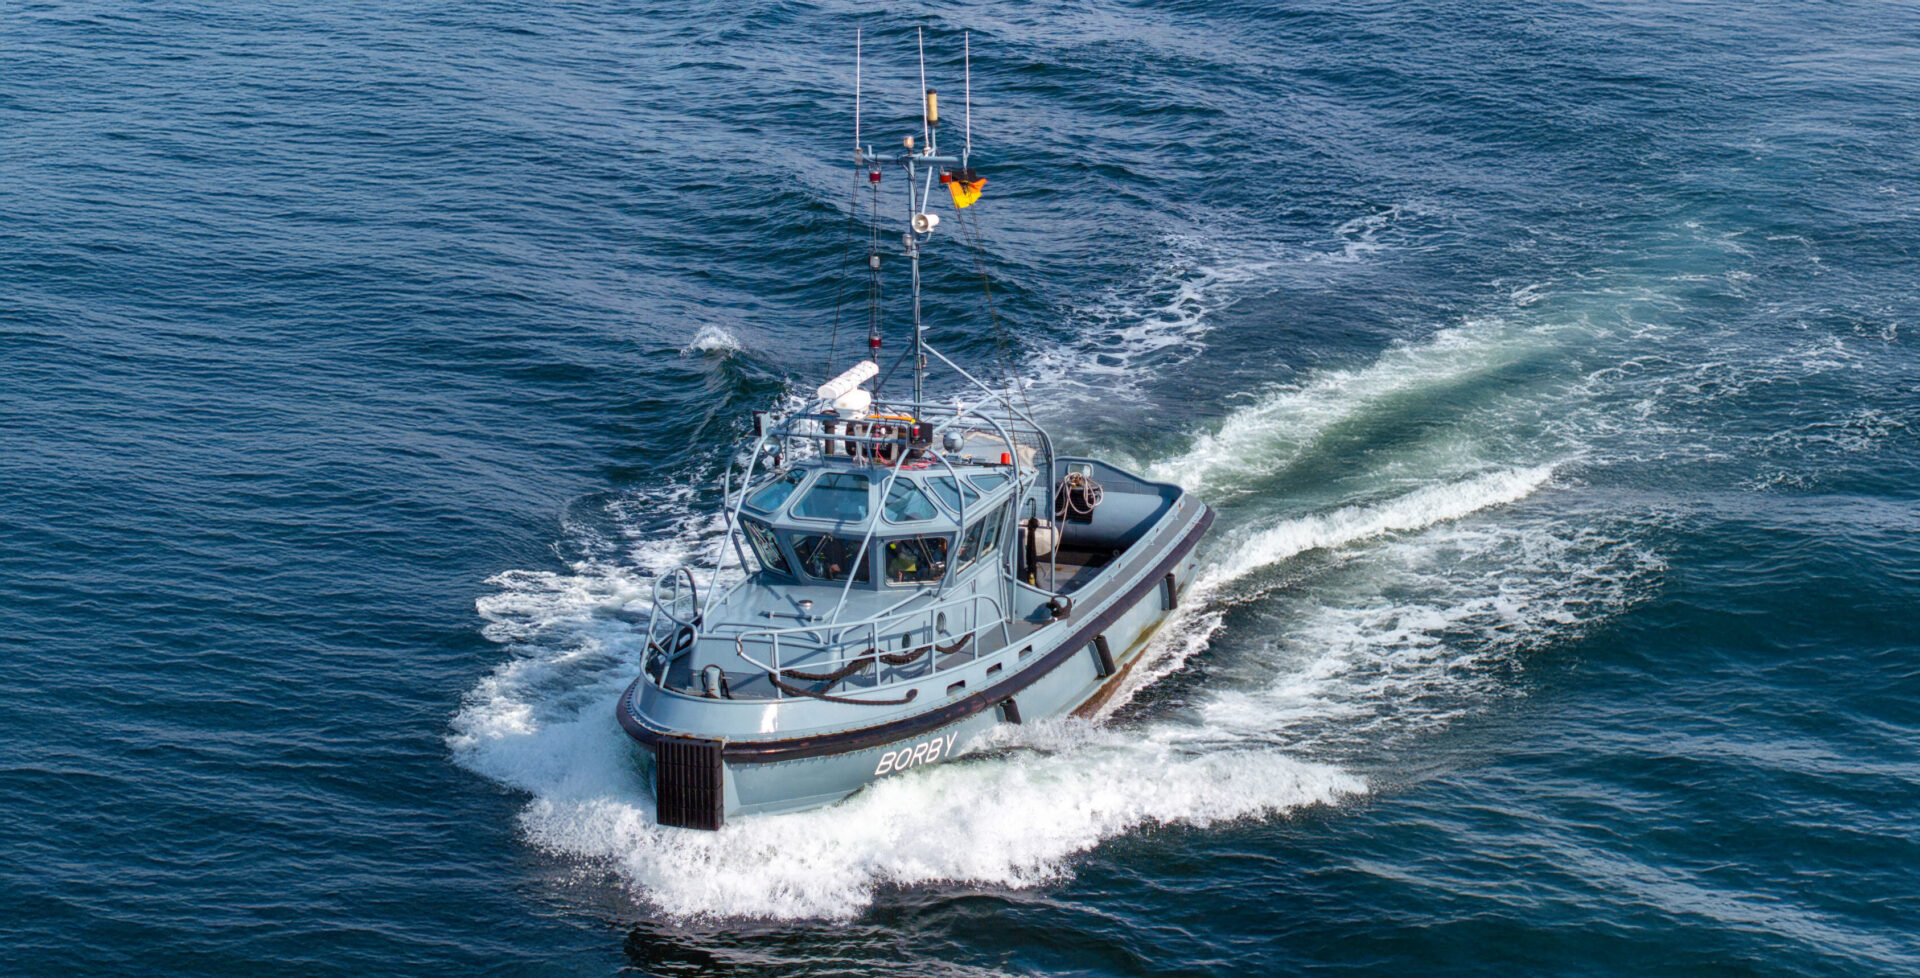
xmin=6 ymin=1 xmax=1920 ymax=974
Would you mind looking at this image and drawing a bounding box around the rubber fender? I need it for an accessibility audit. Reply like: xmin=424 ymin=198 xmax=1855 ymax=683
xmin=1093 ymin=634 xmax=1115 ymax=678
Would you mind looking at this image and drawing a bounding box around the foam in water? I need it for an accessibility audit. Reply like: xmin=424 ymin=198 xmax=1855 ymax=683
xmin=1026 ymin=207 xmax=1440 ymax=395
xmin=1143 ymin=320 xmax=1556 ymax=497
xmin=1332 ymin=202 xmax=1439 ymax=262
xmin=1028 ymin=232 xmax=1357 ymax=393
xmin=683 ymin=323 xmax=743 ymax=355
xmin=1209 ymin=465 xmax=1557 ymax=585
xmin=508 ymin=720 xmax=1363 ymax=920
xmin=1193 ymin=515 xmax=1664 ymax=756
xmin=1100 ymin=465 xmax=1566 ymax=720
xmin=1023 ymin=236 xmax=1253 ymax=391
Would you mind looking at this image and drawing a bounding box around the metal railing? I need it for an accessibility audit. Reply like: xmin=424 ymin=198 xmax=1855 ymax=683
xmin=728 ymin=591 xmax=1011 ymax=700
xmin=641 ymin=567 xmax=700 ymax=685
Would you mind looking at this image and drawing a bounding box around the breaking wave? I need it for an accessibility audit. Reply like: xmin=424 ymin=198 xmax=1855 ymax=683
xmin=1102 ymin=464 xmax=1569 ymax=715
xmin=683 ymin=323 xmax=743 ymax=355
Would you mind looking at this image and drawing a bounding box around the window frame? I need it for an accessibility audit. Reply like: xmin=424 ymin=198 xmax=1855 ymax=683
xmin=743 ymin=469 xmax=808 ymax=516
xmin=925 ymin=475 xmax=981 ymax=516
xmin=739 ymin=516 xmax=795 ymax=578
xmin=956 ymin=500 xmax=1011 ymax=571
xmin=883 ymin=534 xmax=953 ymax=587
xmin=882 ymin=478 xmax=940 ymax=524
xmin=785 ymin=531 xmax=873 ymax=585
xmin=790 ymin=472 xmax=874 ymax=524
xmin=968 ymin=472 xmax=1010 ymax=494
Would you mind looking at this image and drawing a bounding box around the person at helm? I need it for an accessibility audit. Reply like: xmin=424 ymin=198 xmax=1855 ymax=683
xmin=887 ymin=540 xmax=920 ymax=582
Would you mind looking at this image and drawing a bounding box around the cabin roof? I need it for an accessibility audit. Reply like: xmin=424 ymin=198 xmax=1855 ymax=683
xmin=739 ymin=456 xmax=1017 ymax=533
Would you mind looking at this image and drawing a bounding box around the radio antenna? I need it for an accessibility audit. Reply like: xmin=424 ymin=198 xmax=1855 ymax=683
xmin=918 ymin=28 xmax=930 ymax=150
xmin=854 ymin=28 xmax=862 ymax=153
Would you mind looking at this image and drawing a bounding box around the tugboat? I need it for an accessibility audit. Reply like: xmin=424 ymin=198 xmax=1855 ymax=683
xmin=616 ymin=31 xmax=1212 ymax=830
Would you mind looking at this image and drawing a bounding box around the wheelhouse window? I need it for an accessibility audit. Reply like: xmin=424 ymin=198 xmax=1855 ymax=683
xmin=792 ymin=472 xmax=871 ymax=522
xmin=740 ymin=518 xmax=792 ymax=576
xmin=883 ymin=480 xmax=938 ymax=522
xmin=745 ymin=469 xmax=805 ymax=514
xmin=957 ymin=501 xmax=1010 ymax=569
xmin=926 ymin=476 xmax=980 ymax=515
xmin=787 ymin=532 xmax=871 ymax=583
xmin=884 ymin=536 xmax=950 ymax=585
xmin=969 ymin=472 xmax=1009 ymax=493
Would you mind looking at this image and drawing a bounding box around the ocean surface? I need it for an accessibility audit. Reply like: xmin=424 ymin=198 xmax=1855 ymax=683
xmin=6 ymin=1 xmax=1920 ymax=974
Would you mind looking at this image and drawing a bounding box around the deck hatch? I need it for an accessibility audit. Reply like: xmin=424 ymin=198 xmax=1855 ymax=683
xmin=655 ymin=738 xmax=724 ymax=831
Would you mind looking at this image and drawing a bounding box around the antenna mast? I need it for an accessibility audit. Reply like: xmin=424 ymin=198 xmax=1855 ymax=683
xmin=853 ymin=28 xmax=965 ymax=410
xmin=856 ymin=30 xmax=885 ymax=368
xmin=910 ymin=28 xmax=928 ymax=405
xmin=854 ymin=28 xmax=861 ymax=153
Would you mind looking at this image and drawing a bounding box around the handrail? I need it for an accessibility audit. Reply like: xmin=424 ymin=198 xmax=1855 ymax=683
xmin=716 ymin=410 xmax=1030 ymax=595
xmin=731 ymin=591 xmax=1009 ymax=700
xmin=642 ymin=567 xmax=701 ymax=684
xmin=648 ymin=566 xmax=699 ymax=631
xmin=736 ymin=590 xmax=1001 ymax=664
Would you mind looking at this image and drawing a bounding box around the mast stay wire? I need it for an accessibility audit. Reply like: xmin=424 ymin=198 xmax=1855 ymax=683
xmin=827 ymin=29 xmax=867 ymax=377
xmin=823 ymin=177 xmax=861 ymax=376
xmin=956 ymin=203 xmax=1032 ymax=421
xmin=950 ymin=29 xmax=1028 ymax=420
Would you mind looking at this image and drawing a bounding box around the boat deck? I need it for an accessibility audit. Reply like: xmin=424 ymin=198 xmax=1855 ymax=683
xmin=1050 ymin=546 xmax=1117 ymax=595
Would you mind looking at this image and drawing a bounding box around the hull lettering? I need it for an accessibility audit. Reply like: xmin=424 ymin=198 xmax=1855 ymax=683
xmin=874 ymin=731 xmax=959 ymax=776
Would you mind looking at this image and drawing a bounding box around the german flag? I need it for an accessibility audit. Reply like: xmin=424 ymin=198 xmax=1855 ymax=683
xmin=945 ymin=167 xmax=986 ymax=209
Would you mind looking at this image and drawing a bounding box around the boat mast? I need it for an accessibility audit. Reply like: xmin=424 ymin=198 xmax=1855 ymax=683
xmin=857 ymin=30 xmax=884 ymax=368
xmin=911 ymin=27 xmax=930 ymax=407
xmin=852 ymin=28 xmax=963 ymax=412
